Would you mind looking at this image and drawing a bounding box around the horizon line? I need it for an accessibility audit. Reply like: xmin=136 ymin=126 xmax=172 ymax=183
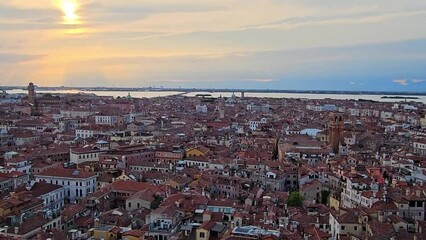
xmin=3 ymin=85 xmax=426 ymax=96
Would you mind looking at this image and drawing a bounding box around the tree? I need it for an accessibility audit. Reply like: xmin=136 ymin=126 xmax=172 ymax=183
xmin=287 ymin=191 xmax=305 ymax=207
xmin=150 ymin=195 xmax=163 ymax=209
xmin=383 ymin=171 xmax=389 ymax=181
xmin=272 ymin=134 xmax=281 ymax=160
xmin=321 ymin=190 xmax=330 ymax=205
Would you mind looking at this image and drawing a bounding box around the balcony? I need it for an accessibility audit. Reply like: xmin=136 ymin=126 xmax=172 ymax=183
xmin=149 ymin=222 xmax=176 ymax=233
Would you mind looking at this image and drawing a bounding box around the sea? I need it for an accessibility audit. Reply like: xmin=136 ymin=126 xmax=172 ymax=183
xmin=5 ymin=89 xmax=426 ymax=104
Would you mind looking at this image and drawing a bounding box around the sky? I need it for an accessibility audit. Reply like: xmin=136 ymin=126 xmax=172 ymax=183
xmin=0 ymin=0 xmax=426 ymax=91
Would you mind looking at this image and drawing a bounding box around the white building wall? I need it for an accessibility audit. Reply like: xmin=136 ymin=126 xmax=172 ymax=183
xmin=70 ymin=151 xmax=101 ymax=164
xmin=34 ymin=175 xmax=96 ymax=204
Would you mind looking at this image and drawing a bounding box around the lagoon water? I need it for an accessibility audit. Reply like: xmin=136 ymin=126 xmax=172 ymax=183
xmin=6 ymin=89 xmax=426 ymax=104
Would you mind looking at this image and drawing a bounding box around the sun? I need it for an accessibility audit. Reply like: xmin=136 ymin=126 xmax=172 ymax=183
xmin=61 ymin=0 xmax=79 ymax=24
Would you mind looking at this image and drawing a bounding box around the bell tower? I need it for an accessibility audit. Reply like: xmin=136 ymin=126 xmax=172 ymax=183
xmin=329 ymin=112 xmax=344 ymax=153
xmin=28 ymin=82 xmax=35 ymax=105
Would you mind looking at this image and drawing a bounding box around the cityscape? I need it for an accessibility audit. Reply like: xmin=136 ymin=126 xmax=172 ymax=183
xmin=1 ymin=1 xmax=426 ymax=240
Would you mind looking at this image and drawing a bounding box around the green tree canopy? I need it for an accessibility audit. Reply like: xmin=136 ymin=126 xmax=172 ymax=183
xmin=321 ymin=190 xmax=330 ymax=205
xmin=150 ymin=195 xmax=163 ymax=209
xmin=287 ymin=191 xmax=305 ymax=207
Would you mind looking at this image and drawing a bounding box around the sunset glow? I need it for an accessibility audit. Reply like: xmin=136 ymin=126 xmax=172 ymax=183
xmin=60 ymin=0 xmax=79 ymax=24
xmin=0 ymin=1 xmax=425 ymax=90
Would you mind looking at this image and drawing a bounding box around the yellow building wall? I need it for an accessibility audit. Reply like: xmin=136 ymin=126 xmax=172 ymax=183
xmin=329 ymin=195 xmax=340 ymax=210
xmin=0 ymin=207 xmax=11 ymax=217
xmin=420 ymin=117 xmax=426 ymax=127
xmin=186 ymin=149 xmax=205 ymax=157
xmin=196 ymin=229 xmax=210 ymax=240
xmin=93 ymin=230 xmax=117 ymax=240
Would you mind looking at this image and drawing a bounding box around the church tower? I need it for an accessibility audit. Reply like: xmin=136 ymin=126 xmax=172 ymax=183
xmin=28 ymin=82 xmax=35 ymax=105
xmin=329 ymin=112 xmax=344 ymax=153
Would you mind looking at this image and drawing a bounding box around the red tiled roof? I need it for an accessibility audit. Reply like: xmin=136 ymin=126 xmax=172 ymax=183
xmin=110 ymin=180 xmax=163 ymax=194
xmin=35 ymin=167 xmax=95 ymax=179
xmin=123 ymin=229 xmax=145 ymax=237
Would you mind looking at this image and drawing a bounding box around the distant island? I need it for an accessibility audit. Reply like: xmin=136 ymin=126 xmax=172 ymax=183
xmin=381 ymin=96 xmax=420 ymax=99
xmin=3 ymin=85 xmax=426 ymax=96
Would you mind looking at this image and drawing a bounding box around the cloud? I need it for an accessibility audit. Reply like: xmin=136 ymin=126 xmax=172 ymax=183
xmin=349 ymin=81 xmax=365 ymax=86
xmin=392 ymin=79 xmax=426 ymax=86
xmin=158 ymin=79 xmax=198 ymax=83
xmin=240 ymin=10 xmax=426 ymax=31
xmin=411 ymin=79 xmax=426 ymax=83
xmin=245 ymin=78 xmax=276 ymax=83
xmin=0 ymin=53 xmax=44 ymax=63
xmin=2 ymin=1 xmax=426 ymax=91
xmin=393 ymin=79 xmax=408 ymax=86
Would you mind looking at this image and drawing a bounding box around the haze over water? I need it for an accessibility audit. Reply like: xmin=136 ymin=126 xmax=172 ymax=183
xmin=6 ymin=89 xmax=426 ymax=104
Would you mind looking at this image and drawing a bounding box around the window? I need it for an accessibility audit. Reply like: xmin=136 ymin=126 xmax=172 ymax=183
xmin=128 ymin=202 xmax=131 ymax=208
xmin=341 ymin=226 xmax=345 ymax=230
xmin=200 ymin=232 xmax=205 ymax=238
xmin=354 ymin=226 xmax=357 ymax=231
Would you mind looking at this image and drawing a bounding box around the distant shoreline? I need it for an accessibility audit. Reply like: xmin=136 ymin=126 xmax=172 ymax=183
xmin=4 ymin=86 xmax=426 ymax=96
xmin=381 ymin=96 xmax=420 ymax=99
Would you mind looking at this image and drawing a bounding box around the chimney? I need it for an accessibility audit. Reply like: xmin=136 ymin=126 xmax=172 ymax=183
xmin=4 ymin=226 xmax=8 ymax=233
xmin=14 ymin=226 xmax=19 ymax=234
xmin=94 ymin=218 xmax=100 ymax=228
xmin=406 ymin=188 xmax=410 ymax=196
xmin=416 ymin=190 xmax=421 ymax=197
xmin=284 ymin=216 xmax=289 ymax=230
xmin=378 ymin=212 xmax=384 ymax=222
xmin=25 ymin=181 xmax=32 ymax=191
